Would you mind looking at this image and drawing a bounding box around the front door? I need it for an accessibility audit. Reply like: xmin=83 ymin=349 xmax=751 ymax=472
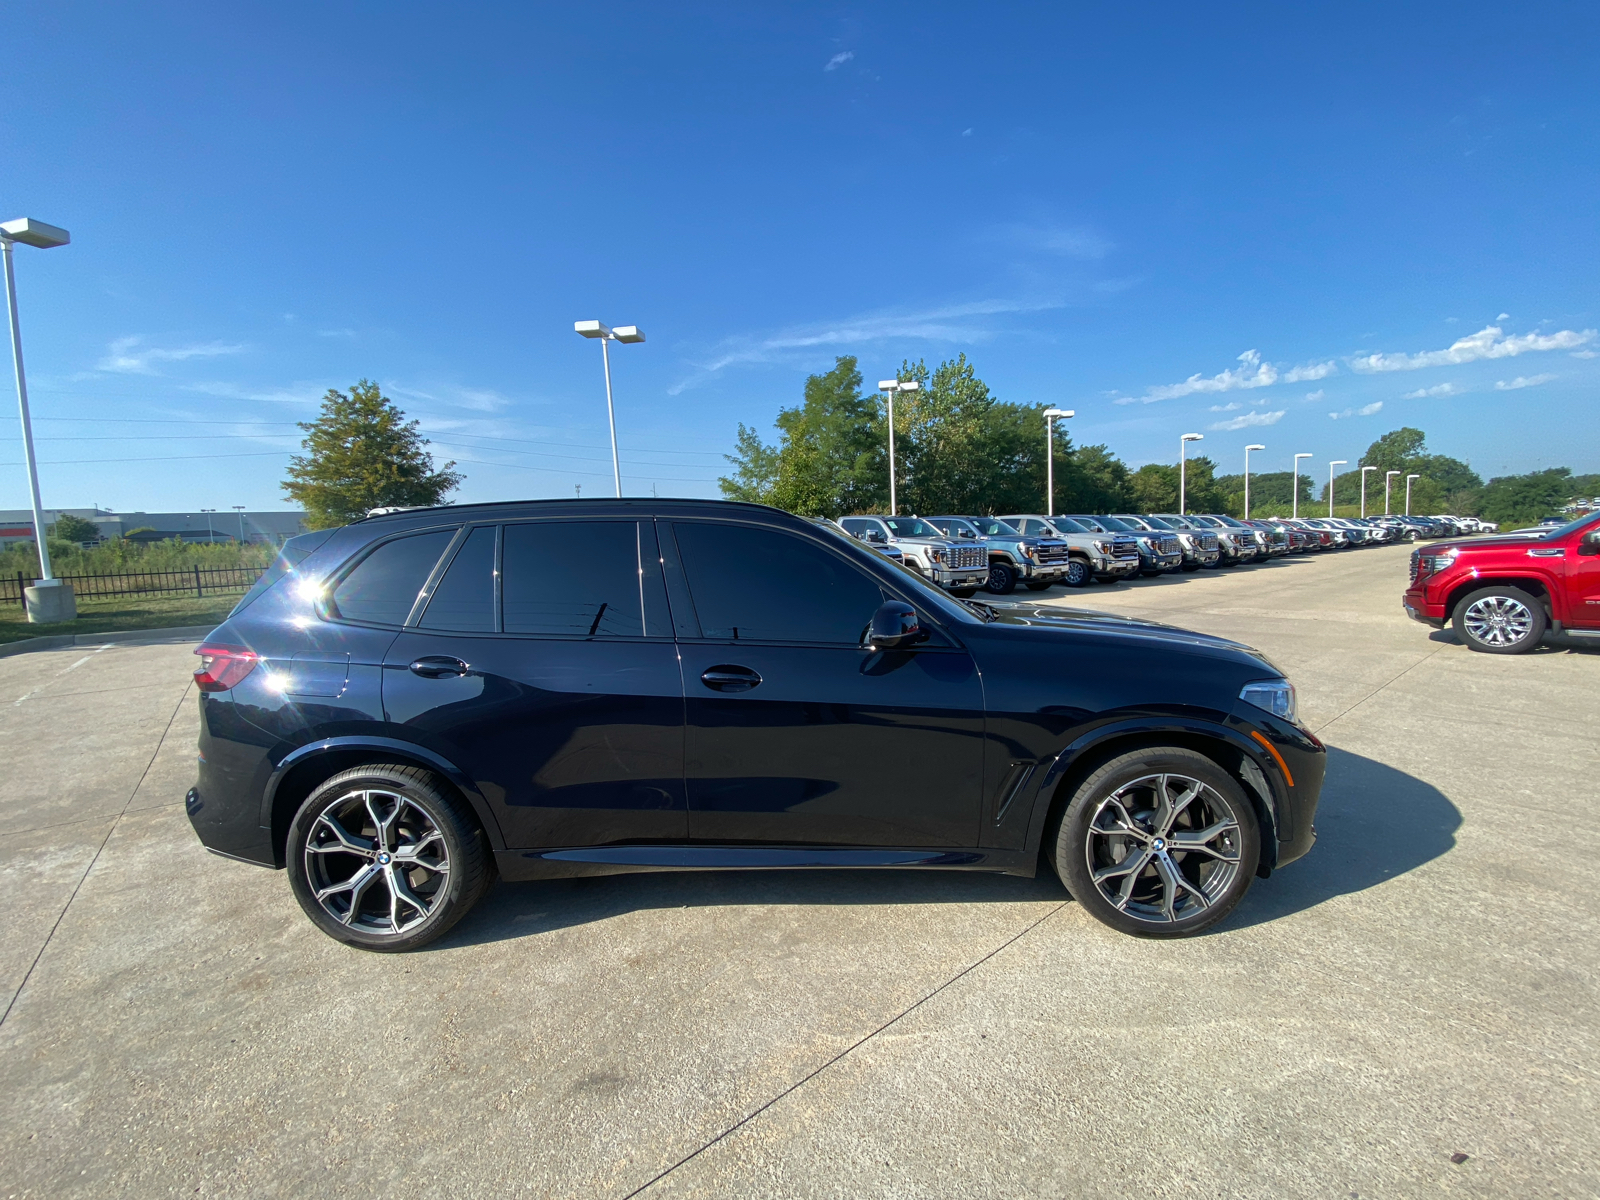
xmin=665 ymin=518 xmax=985 ymax=849
xmin=382 ymin=519 xmax=686 ymax=849
xmin=1566 ymin=521 xmax=1600 ymax=628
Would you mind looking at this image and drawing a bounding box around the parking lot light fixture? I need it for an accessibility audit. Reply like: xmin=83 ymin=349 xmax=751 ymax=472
xmin=202 ymin=508 xmax=216 ymax=541
xmin=232 ymin=506 xmax=247 ymax=542
xmin=1179 ymin=433 xmax=1203 ymax=515
xmin=575 ymin=320 xmax=646 ymax=497
xmin=878 ymin=379 xmax=919 ymax=515
xmin=2 ymin=218 xmax=70 ymax=592
xmin=1328 ymin=461 xmax=1348 ymax=517
xmin=1384 ymin=470 xmax=1401 ymax=516
xmin=1292 ymin=453 xmax=1313 ymax=519
xmin=1406 ymin=473 xmax=1420 ymax=515
xmin=1360 ymin=465 xmax=1378 ymax=518
xmin=1043 ymin=408 xmax=1074 ymax=515
xmin=1243 ymin=444 xmax=1266 ymax=519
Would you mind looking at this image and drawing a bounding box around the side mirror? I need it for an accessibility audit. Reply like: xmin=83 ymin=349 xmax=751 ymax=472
xmin=867 ymin=601 xmax=929 ymax=651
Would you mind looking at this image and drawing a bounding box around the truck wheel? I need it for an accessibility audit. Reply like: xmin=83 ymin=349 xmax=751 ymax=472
xmin=1453 ymin=586 xmax=1547 ymax=654
xmin=1063 ymin=559 xmax=1091 ymax=588
xmin=985 ymin=562 xmax=1018 ymax=594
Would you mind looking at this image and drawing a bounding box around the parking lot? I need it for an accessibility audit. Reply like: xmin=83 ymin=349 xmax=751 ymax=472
xmin=1 ymin=541 xmax=1594 ymax=1199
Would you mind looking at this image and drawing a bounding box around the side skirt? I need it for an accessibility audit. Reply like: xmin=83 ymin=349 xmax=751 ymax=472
xmin=497 ymin=844 xmax=1039 ymax=882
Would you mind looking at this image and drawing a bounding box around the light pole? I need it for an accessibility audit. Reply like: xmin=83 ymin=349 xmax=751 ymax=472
xmin=1360 ymin=465 xmax=1377 ymax=518
xmin=1405 ymin=473 xmax=1420 ymax=515
xmin=1243 ymin=444 xmax=1266 ymax=519
xmin=1178 ymin=433 xmax=1203 ymax=515
xmin=1292 ymin=453 xmax=1313 ymax=519
xmin=575 ymin=320 xmax=646 ymax=497
xmin=877 ymin=379 xmax=920 ymax=515
xmin=2 ymin=218 xmax=75 ymax=623
xmin=202 ymin=508 xmax=216 ymax=542
xmin=1384 ymin=470 xmax=1400 ymax=515
xmin=232 ymin=506 xmax=247 ymax=543
xmin=1043 ymin=408 xmax=1074 ymax=515
xmin=1328 ymin=461 xmax=1347 ymax=517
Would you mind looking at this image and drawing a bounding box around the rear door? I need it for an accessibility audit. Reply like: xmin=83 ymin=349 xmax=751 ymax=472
xmin=667 ymin=518 xmax=985 ymax=849
xmin=382 ymin=519 xmax=686 ymax=849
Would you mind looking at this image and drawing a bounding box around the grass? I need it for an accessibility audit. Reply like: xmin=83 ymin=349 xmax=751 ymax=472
xmin=0 ymin=591 xmax=245 ymax=644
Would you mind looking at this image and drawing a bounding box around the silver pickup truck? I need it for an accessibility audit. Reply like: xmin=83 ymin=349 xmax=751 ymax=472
xmin=837 ymin=515 xmax=990 ymax=596
xmin=925 ymin=515 xmax=1073 ymax=594
xmin=1000 ymin=514 xmax=1142 ymax=584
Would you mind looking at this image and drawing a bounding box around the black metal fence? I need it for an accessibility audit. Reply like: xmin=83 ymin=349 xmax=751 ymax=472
xmin=2 ymin=565 xmax=267 ymax=607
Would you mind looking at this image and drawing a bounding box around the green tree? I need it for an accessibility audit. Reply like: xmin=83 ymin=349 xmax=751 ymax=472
xmin=282 ymin=380 xmax=462 ymax=529
xmin=1215 ymin=470 xmax=1313 ymax=515
xmin=50 ymin=514 xmax=101 ymax=543
xmin=1331 ymin=426 xmax=1484 ymax=513
xmin=1478 ymin=468 xmax=1578 ymax=529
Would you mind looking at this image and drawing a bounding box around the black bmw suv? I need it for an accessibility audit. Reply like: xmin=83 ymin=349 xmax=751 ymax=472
xmin=188 ymin=499 xmax=1323 ymax=950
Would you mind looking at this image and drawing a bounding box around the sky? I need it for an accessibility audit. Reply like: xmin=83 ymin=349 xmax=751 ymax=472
xmin=0 ymin=1 xmax=1596 ymax=514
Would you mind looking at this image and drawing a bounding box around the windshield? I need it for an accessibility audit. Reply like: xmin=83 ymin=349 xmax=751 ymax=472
xmin=970 ymin=517 xmax=1020 ymax=536
xmin=1085 ymin=515 xmax=1133 ymax=532
xmin=1142 ymin=516 xmax=1179 ymax=531
xmin=882 ymin=517 xmax=940 ymax=538
xmin=1541 ymin=511 xmax=1600 ymax=540
xmin=932 ymin=518 xmax=979 ymax=538
xmin=1047 ymin=516 xmax=1089 ymax=533
xmin=1186 ymin=516 xmax=1222 ymax=528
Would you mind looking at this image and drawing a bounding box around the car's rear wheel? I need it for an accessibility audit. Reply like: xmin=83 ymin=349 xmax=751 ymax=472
xmin=1052 ymin=748 xmax=1260 ymax=938
xmin=985 ymin=561 xmax=1018 ymax=594
xmin=1062 ymin=559 xmax=1091 ymax=587
xmin=1453 ymin=586 xmax=1547 ymax=655
xmin=287 ymin=763 xmax=492 ymax=951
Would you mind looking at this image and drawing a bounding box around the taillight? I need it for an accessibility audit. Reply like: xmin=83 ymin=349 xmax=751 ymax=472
xmin=194 ymin=644 xmax=259 ymax=692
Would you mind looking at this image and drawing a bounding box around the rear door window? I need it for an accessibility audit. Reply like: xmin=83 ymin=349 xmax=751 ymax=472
xmin=329 ymin=529 xmax=456 ymax=626
xmin=670 ymin=521 xmax=884 ymax=644
xmin=418 ymin=525 xmax=496 ymax=632
xmin=501 ymin=520 xmax=666 ymax=637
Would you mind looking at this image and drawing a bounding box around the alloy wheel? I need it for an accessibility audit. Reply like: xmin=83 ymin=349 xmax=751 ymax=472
xmin=1084 ymin=772 xmax=1242 ymax=924
xmin=1463 ymin=594 xmax=1534 ymax=647
xmin=303 ymin=789 xmax=451 ymax=934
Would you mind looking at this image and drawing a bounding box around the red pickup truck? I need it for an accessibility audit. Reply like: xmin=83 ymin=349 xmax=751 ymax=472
xmin=1404 ymin=511 xmax=1600 ymax=653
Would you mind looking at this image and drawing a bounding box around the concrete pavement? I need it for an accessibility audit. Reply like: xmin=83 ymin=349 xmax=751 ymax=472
xmin=0 ymin=543 xmax=1594 ymax=1198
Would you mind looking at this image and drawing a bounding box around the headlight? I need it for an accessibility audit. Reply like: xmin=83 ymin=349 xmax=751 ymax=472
xmin=1093 ymin=540 xmax=1111 ymax=554
xmin=927 ymin=547 xmax=945 ymax=563
xmin=1240 ymin=679 xmax=1297 ymax=723
xmin=1020 ymin=544 xmax=1037 ymax=559
xmin=1179 ymin=534 xmax=1195 ymax=548
xmin=1418 ymin=548 xmax=1458 ymax=576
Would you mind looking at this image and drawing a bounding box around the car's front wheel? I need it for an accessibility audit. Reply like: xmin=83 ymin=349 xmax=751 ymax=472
xmin=1062 ymin=559 xmax=1091 ymax=588
xmin=1453 ymin=586 xmax=1547 ymax=655
xmin=286 ymin=763 xmax=493 ymax=951
xmin=985 ymin=561 xmax=1018 ymax=594
xmin=1052 ymin=748 xmax=1260 ymax=938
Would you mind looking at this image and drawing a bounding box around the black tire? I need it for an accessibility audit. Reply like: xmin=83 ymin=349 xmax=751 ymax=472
xmin=286 ymin=763 xmax=493 ymax=952
xmin=1452 ymin=585 xmax=1547 ymax=655
xmin=985 ymin=561 xmax=1018 ymax=595
xmin=1051 ymin=747 xmax=1260 ymax=938
xmin=1025 ymin=580 xmax=1053 ymax=591
xmin=1063 ymin=559 xmax=1092 ymax=588
xmin=949 ymin=587 xmax=979 ymax=598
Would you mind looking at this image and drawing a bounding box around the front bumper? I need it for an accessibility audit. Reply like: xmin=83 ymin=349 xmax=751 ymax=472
xmin=1098 ymin=557 xmax=1140 ymax=577
xmin=1403 ymin=585 xmax=1447 ymax=626
xmin=933 ymin=568 xmax=989 ymax=588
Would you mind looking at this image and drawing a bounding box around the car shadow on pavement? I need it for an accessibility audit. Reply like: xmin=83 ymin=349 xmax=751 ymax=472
xmin=1427 ymin=628 xmax=1600 ymax=655
xmin=431 ymin=745 xmax=1459 ymax=950
xmin=1223 ymin=744 xmax=1461 ymax=931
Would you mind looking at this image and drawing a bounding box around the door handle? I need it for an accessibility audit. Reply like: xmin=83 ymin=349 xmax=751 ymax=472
xmin=409 ymin=656 xmax=469 ymax=679
xmin=700 ymin=664 xmax=762 ymax=692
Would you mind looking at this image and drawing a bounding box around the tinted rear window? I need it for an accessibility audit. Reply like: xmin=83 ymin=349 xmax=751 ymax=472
xmin=329 ymin=530 xmax=456 ymax=626
xmin=229 ymin=528 xmax=336 ymax=615
xmin=502 ymin=520 xmax=655 ymax=637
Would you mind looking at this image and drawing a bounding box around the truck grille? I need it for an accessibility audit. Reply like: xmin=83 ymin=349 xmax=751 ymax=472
xmin=1035 ymin=540 xmax=1070 ymax=564
xmin=1157 ymin=537 xmax=1180 ymax=556
xmin=1198 ymin=534 xmax=1218 ymax=551
xmin=1112 ymin=537 xmax=1140 ymax=559
xmin=1409 ymin=548 xmax=1421 ymax=583
xmin=948 ymin=545 xmax=986 ymax=571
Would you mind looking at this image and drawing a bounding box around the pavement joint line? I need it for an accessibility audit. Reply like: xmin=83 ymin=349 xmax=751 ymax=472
xmin=12 ymin=643 xmax=114 ymax=707
xmin=622 ymin=900 xmax=1071 ymax=1198
xmin=1311 ymin=644 xmax=1447 ymax=737
xmin=0 ymin=678 xmax=193 ymax=1030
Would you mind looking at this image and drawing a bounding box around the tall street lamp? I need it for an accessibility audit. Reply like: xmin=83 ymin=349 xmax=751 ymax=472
xmin=1405 ymin=473 xmax=1420 ymax=515
xmin=1292 ymin=453 xmax=1313 ymax=519
xmin=1178 ymin=433 xmax=1203 ymax=515
xmin=232 ymin=506 xmax=247 ymax=542
xmin=202 ymin=508 xmax=216 ymax=541
xmin=1384 ymin=470 xmax=1401 ymax=516
xmin=1243 ymin=443 xmax=1266 ymax=519
xmin=877 ymin=379 xmax=919 ymax=515
xmin=1 ymin=217 xmax=73 ymax=623
xmin=575 ymin=320 xmax=646 ymax=497
xmin=1360 ymin=465 xmax=1378 ymax=518
xmin=1328 ymin=460 xmax=1348 ymax=517
xmin=1043 ymin=408 xmax=1074 ymax=515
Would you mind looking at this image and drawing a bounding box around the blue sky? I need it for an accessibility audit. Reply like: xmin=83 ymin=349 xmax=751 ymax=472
xmin=1 ymin=2 xmax=1596 ymax=513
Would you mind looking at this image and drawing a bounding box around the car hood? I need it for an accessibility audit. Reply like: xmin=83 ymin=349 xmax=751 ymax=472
xmin=1430 ymin=532 xmax=1549 ymax=554
xmin=982 ymin=603 xmax=1279 ymax=670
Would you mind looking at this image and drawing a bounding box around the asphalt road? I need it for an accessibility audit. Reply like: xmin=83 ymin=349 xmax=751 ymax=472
xmin=1 ymin=543 xmax=1594 ymax=1198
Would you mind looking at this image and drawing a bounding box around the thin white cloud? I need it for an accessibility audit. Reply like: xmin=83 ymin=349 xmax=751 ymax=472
xmin=1495 ymin=373 xmax=1556 ymax=390
xmin=1350 ymin=325 xmax=1595 ymax=372
xmin=961 ymin=128 xmax=973 ymax=137
xmin=1115 ymin=350 xmax=1337 ymax=404
xmin=1209 ymin=409 xmax=1285 ymax=431
xmin=1401 ymin=382 xmax=1459 ymax=399
xmin=1304 ymin=389 xmax=1325 ymax=402
xmin=182 ymin=380 xmax=323 ymax=406
xmin=317 ymin=328 xmax=356 ymax=338
xmin=1497 ymin=312 xmax=1511 ymax=320
xmin=1572 ymin=349 xmax=1596 ymax=360
xmin=99 ymin=336 xmax=245 ymax=374
xmin=1208 ymin=402 xmax=1243 ymax=412
xmin=996 ymin=223 xmax=1112 ymax=260
xmin=669 ymin=297 xmax=1062 ymax=394
xmin=1329 ymin=401 xmax=1385 ymax=420
xmin=824 ymin=51 xmax=854 ymax=71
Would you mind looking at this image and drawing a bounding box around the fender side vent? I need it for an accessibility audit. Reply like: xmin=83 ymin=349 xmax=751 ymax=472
xmin=994 ymin=761 xmax=1037 ymax=825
